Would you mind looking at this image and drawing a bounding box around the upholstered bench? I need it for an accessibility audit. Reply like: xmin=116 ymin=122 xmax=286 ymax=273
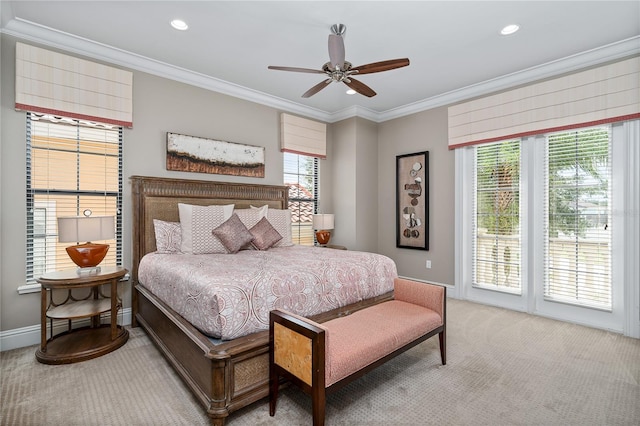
xmin=269 ymin=278 xmax=446 ymax=426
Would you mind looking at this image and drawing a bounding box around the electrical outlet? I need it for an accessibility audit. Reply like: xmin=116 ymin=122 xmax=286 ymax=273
xmin=426 ymin=260 xmax=432 ymax=269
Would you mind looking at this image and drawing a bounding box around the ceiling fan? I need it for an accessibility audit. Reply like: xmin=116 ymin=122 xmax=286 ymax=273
xmin=268 ymin=24 xmax=410 ymax=98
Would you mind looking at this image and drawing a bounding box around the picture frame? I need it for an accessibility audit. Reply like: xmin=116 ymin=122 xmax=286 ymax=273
xmin=166 ymin=132 xmax=265 ymax=178
xmin=396 ymin=151 xmax=429 ymax=250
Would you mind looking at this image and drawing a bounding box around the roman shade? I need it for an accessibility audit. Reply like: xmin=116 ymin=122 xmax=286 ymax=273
xmin=15 ymin=42 xmax=133 ymax=127
xmin=281 ymin=113 xmax=327 ymax=159
xmin=448 ymin=56 xmax=640 ymax=149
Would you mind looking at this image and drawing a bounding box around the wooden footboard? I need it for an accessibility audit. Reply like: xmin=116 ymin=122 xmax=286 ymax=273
xmin=136 ymin=285 xmax=271 ymax=424
xmin=136 ymin=283 xmax=392 ymax=425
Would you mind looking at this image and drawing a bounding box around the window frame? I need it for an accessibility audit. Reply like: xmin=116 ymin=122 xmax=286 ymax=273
xmin=473 ymin=139 xmax=523 ymax=294
xmin=283 ymin=152 xmax=319 ymax=245
xmin=25 ymin=113 xmax=123 ymax=285
xmin=456 ymin=121 xmax=634 ymax=335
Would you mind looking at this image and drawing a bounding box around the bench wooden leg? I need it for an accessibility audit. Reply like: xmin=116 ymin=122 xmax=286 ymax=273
xmin=269 ymin=366 xmax=278 ymax=416
xmin=439 ymin=329 xmax=446 ymax=365
xmin=312 ymin=385 xmax=326 ymax=426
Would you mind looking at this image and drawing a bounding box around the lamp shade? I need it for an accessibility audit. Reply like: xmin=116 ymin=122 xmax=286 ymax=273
xmin=58 ymin=215 xmax=115 ymax=243
xmin=58 ymin=215 xmax=115 ymax=268
xmin=312 ymin=214 xmax=334 ymax=230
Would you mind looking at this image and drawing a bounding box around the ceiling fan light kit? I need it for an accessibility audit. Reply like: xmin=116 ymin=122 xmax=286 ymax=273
xmin=268 ymin=24 xmax=409 ymax=98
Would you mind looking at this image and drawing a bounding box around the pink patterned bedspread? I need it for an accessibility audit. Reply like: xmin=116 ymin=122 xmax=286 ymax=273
xmin=137 ymin=245 xmax=397 ymax=340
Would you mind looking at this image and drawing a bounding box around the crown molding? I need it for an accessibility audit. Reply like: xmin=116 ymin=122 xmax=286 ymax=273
xmin=2 ymin=18 xmax=638 ymax=124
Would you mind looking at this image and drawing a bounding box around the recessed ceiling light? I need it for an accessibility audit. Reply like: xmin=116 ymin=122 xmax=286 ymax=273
xmin=171 ymin=19 xmax=189 ymax=31
xmin=346 ymin=89 xmax=357 ymax=95
xmin=500 ymin=24 xmax=520 ymax=35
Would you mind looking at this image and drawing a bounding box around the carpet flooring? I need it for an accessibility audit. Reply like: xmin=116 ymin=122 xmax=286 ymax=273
xmin=1 ymin=299 xmax=639 ymax=425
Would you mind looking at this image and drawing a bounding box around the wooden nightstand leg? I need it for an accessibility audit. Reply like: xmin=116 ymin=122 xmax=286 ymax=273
xmin=92 ymin=287 xmax=100 ymax=328
xmin=110 ymin=278 xmax=117 ymax=340
xmin=40 ymin=288 xmax=47 ymax=352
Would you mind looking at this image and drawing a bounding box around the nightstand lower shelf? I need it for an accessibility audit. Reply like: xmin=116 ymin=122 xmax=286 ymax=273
xmin=36 ymin=325 xmax=128 ymax=365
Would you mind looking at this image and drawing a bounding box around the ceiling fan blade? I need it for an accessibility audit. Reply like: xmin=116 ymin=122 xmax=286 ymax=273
xmin=302 ymin=79 xmax=332 ymax=98
xmin=328 ymin=34 xmax=345 ymax=70
xmin=350 ymin=58 xmax=410 ymax=75
xmin=344 ymin=77 xmax=377 ymax=98
xmin=268 ymin=66 xmax=325 ymax=74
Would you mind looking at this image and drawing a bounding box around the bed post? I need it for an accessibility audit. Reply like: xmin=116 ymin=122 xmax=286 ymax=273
xmin=130 ymin=176 xmax=142 ymax=328
xmin=209 ymin=357 xmax=230 ymax=426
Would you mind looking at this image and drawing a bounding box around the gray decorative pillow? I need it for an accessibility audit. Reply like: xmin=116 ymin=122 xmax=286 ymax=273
xmin=212 ymin=213 xmax=255 ymax=254
xmin=250 ymin=216 xmax=283 ymax=250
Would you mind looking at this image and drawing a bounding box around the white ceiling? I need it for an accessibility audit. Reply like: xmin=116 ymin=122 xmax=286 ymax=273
xmin=2 ymin=1 xmax=639 ymax=123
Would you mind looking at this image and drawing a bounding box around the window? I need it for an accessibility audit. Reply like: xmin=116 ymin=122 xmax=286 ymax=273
xmin=283 ymin=152 xmax=318 ymax=245
xmin=474 ymin=140 xmax=522 ymax=293
xmin=26 ymin=113 xmax=122 ymax=283
xmin=459 ymin=122 xmax=631 ymax=332
xmin=544 ymin=127 xmax=612 ymax=309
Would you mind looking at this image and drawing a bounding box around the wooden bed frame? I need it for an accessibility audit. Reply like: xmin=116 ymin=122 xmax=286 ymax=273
xmin=130 ymin=175 xmax=393 ymax=425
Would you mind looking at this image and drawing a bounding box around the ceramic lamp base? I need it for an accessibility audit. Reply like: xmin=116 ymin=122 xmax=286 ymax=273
xmin=66 ymin=243 xmax=109 ymax=268
xmin=315 ymin=230 xmax=331 ymax=245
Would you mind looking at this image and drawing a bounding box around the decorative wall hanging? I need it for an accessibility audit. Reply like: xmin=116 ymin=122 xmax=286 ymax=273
xmin=396 ymin=151 xmax=429 ymax=250
xmin=166 ymin=132 xmax=265 ymax=177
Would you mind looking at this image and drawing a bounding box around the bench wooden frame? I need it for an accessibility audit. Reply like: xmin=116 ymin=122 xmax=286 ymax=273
xmin=269 ymin=279 xmax=446 ymax=426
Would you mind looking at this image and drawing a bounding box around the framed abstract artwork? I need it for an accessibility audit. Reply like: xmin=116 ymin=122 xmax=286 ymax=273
xmin=166 ymin=132 xmax=265 ymax=177
xmin=396 ymin=151 xmax=429 ymax=250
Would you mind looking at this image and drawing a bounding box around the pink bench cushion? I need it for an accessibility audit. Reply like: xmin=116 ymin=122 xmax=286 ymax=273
xmin=323 ymin=300 xmax=442 ymax=386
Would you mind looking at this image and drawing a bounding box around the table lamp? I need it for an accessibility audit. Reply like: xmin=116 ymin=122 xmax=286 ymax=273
xmin=57 ymin=210 xmax=115 ymax=270
xmin=313 ymin=213 xmax=334 ymax=245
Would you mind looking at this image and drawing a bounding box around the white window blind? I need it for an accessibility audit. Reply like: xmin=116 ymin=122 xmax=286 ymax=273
xmin=16 ymin=42 xmax=133 ymax=127
xmin=26 ymin=113 xmax=122 ymax=282
xmin=544 ymin=126 xmax=612 ymax=309
xmin=284 ymin=152 xmax=318 ymax=245
xmin=473 ymin=140 xmax=522 ymax=292
xmin=448 ymin=57 xmax=639 ymax=149
xmin=281 ymin=113 xmax=327 ymax=159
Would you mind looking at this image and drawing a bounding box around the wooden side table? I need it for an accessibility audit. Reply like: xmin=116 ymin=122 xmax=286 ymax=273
xmin=36 ymin=266 xmax=129 ymax=364
xmin=322 ymin=244 xmax=347 ymax=250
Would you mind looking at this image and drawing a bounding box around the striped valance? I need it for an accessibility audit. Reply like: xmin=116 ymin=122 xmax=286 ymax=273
xmin=15 ymin=42 xmax=133 ymax=127
xmin=281 ymin=113 xmax=327 ymax=159
xmin=448 ymin=56 xmax=640 ymax=149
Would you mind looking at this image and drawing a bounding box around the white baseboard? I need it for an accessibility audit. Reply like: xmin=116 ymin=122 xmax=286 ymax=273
xmin=0 ymin=308 xmax=132 ymax=352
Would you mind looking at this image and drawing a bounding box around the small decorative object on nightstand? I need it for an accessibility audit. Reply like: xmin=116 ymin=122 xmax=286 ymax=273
xmin=313 ymin=213 xmax=334 ymax=245
xmin=36 ymin=266 xmax=128 ymax=364
xmin=57 ymin=209 xmax=115 ymax=272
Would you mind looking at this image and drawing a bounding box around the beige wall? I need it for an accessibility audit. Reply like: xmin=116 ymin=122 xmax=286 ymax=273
xmin=0 ymin=35 xmax=332 ymax=331
xmin=329 ymin=119 xmax=357 ymax=248
xmin=328 ymin=117 xmax=380 ymax=253
xmin=1 ymin=33 xmax=452 ymax=335
xmin=377 ymin=108 xmax=455 ymax=286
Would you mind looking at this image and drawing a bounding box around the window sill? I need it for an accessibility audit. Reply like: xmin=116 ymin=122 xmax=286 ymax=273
xmin=17 ymin=283 xmax=41 ymax=294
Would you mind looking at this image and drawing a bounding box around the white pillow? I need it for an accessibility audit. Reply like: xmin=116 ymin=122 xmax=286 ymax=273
xmin=249 ymin=204 xmax=269 ymax=218
xmin=235 ymin=207 xmax=268 ymax=250
xmin=178 ymin=203 xmax=234 ymax=254
xmin=266 ymin=208 xmax=293 ymax=247
xmin=153 ymin=219 xmax=182 ymax=253
xmin=236 ymin=207 xmax=267 ymax=229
